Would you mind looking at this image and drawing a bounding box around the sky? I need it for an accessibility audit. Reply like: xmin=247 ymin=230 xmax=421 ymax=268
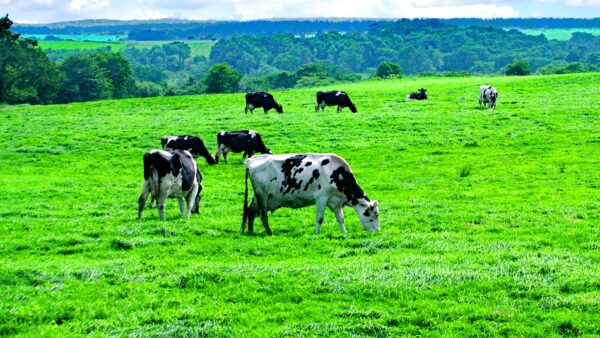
xmin=3 ymin=0 xmax=600 ymax=24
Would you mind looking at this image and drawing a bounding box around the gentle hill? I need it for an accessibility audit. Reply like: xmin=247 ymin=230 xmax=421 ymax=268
xmin=1 ymin=73 xmax=599 ymax=336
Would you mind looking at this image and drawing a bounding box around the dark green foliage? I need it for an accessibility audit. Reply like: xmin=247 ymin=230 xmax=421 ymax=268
xmin=57 ymin=55 xmax=113 ymax=103
xmin=204 ymin=63 xmax=241 ymax=93
xmin=376 ymin=61 xmax=403 ymax=78
xmin=505 ymin=60 xmax=532 ymax=76
xmin=0 ymin=15 xmax=61 ymax=104
xmin=92 ymin=52 xmax=136 ymax=98
xmin=209 ymin=19 xmax=600 ymax=76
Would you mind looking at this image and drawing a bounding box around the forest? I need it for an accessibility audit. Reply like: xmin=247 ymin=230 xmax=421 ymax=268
xmin=2 ymin=16 xmax=599 ymax=105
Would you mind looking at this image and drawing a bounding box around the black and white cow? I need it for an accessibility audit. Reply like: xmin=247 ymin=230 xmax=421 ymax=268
xmin=242 ymin=153 xmax=380 ymax=235
xmin=315 ymin=91 xmax=357 ymax=113
xmin=245 ymin=91 xmax=283 ymax=114
xmin=161 ymin=135 xmax=216 ymax=165
xmin=138 ymin=149 xmax=202 ymax=221
xmin=407 ymin=88 xmax=427 ymax=100
xmin=215 ymin=130 xmax=271 ymax=164
xmin=479 ymin=85 xmax=498 ymax=109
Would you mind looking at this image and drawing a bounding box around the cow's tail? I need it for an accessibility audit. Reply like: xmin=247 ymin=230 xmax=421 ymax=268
xmin=242 ymin=167 xmax=249 ymax=232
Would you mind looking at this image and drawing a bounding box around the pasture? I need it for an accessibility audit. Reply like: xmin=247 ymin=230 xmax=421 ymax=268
xmin=516 ymin=28 xmax=600 ymax=40
xmin=1 ymin=73 xmax=599 ymax=336
xmin=36 ymin=39 xmax=216 ymax=58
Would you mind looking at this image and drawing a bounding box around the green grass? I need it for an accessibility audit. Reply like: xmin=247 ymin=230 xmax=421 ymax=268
xmin=1 ymin=73 xmax=599 ymax=336
xmin=37 ymin=40 xmax=215 ymax=58
xmin=516 ymin=28 xmax=600 ymax=40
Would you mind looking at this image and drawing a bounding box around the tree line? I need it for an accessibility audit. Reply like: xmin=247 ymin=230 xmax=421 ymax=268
xmin=210 ymin=19 xmax=599 ymax=76
xmin=14 ymin=18 xmax=600 ymax=40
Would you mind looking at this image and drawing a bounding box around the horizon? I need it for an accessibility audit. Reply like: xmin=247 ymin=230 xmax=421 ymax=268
xmin=10 ymin=16 xmax=600 ymax=26
xmin=4 ymin=0 xmax=600 ymax=25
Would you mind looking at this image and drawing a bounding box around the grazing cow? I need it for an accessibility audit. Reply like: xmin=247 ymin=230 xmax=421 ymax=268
xmin=161 ymin=135 xmax=216 ymax=165
xmin=242 ymin=153 xmax=380 ymax=235
xmin=215 ymin=130 xmax=271 ymax=164
xmin=138 ymin=149 xmax=202 ymax=221
xmin=479 ymin=85 xmax=498 ymax=109
xmin=245 ymin=91 xmax=283 ymax=114
xmin=407 ymin=88 xmax=427 ymax=100
xmin=315 ymin=91 xmax=357 ymax=113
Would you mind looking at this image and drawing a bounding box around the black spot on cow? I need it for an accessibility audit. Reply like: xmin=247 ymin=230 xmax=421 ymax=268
xmin=305 ymin=161 xmax=312 ymax=167
xmin=270 ymin=177 xmax=277 ymax=182
xmin=303 ymin=169 xmax=321 ymax=191
xmin=318 ymin=184 xmax=321 ymax=190
xmin=297 ymin=168 xmax=304 ymax=173
xmin=363 ymin=209 xmax=371 ymax=217
xmin=329 ymin=166 xmax=366 ymax=206
xmin=281 ymin=155 xmax=306 ymax=194
xmin=321 ymin=159 xmax=330 ymax=166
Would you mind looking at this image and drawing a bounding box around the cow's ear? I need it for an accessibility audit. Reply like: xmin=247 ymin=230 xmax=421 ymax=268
xmin=373 ymin=200 xmax=379 ymax=207
xmin=170 ymin=152 xmax=182 ymax=176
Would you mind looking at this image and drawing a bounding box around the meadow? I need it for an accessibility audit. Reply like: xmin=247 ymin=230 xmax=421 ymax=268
xmin=0 ymin=73 xmax=599 ymax=336
xmin=516 ymin=28 xmax=600 ymax=40
xmin=36 ymin=39 xmax=215 ymax=58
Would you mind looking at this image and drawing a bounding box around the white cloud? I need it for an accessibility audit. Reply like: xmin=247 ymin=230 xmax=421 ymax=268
xmin=4 ymin=0 xmax=596 ymax=24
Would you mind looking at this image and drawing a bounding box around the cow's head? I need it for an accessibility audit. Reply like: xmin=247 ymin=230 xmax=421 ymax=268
xmin=275 ymin=103 xmax=283 ymax=114
xmin=419 ymin=88 xmax=427 ymax=95
xmin=356 ymin=199 xmax=380 ymax=231
xmin=489 ymin=91 xmax=498 ymax=108
xmin=349 ymin=103 xmax=357 ymax=113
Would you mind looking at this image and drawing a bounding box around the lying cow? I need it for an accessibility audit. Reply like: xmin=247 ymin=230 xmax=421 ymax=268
xmin=315 ymin=91 xmax=357 ymax=113
xmin=479 ymin=85 xmax=498 ymax=109
xmin=161 ymin=135 xmax=216 ymax=165
xmin=216 ymin=130 xmax=271 ymax=164
xmin=138 ymin=149 xmax=202 ymax=221
xmin=245 ymin=91 xmax=283 ymax=114
xmin=407 ymin=88 xmax=427 ymax=100
xmin=242 ymin=153 xmax=380 ymax=235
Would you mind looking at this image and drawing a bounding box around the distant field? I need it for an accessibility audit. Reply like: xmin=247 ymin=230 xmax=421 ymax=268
xmin=36 ymin=39 xmax=215 ymax=57
xmin=22 ymin=34 xmax=126 ymax=42
xmin=516 ymin=28 xmax=600 ymax=40
xmin=1 ymin=73 xmax=599 ymax=336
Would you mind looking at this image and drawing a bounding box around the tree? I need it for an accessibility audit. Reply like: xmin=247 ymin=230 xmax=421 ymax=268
xmin=204 ymin=63 xmax=242 ymax=93
xmin=58 ymin=55 xmax=112 ymax=102
xmin=505 ymin=60 xmax=532 ymax=76
xmin=1 ymin=15 xmax=61 ymax=104
xmin=162 ymin=41 xmax=191 ymax=70
xmin=92 ymin=52 xmax=136 ymax=98
xmin=375 ymin=61 xmax=403 ymax=78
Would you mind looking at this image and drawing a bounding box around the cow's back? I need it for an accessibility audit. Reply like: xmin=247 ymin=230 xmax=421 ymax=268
xmin=247 ymin=153 xmax=351 ymax=209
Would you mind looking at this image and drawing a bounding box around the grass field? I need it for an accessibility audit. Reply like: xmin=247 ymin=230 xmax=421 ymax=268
xmin=516 ymin=28 xmax=600 ymax=40
xmin=37 ymin=40 xmax=215 ymax=58
xmin=1 ymin=73 xmax=599 ymax=336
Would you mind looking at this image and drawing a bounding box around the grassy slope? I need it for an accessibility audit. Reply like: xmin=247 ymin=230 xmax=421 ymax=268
xmin=0 ymin=73 xmax=599 ymax=336
xmin=516 ymin=28 xmax=600 ymax=40
xmin=37 ymin=40 xmax=215 ymax=58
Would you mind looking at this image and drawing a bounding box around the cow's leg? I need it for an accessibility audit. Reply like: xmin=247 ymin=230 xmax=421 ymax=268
xmin=332 ymin=206 xmax=347 ymax=233
xmin=315 ymin=200 xmax=326 ymax=234
xmin=156 ymin=188 xmax=170 ymax=221
xmin=256 ymin=194 xmax=272 ymax=235
xmin=223 ymin=149 xmax=228 ymax=164
xmin=315 ymin=103 xmax=319 ymax=112
xmin=177 ymin=197 xmax=186 ymax=216
xmin=245 ymin=104 xmax=249 ymax=114
xmin=247 ymin=197 xmax=258 ymax=233
xmin=337 ymin=106 xmax=342 ymax=113
xmin=185 ymin=184 xmax=199 ymax=218
xmin=137 ymin=181 xmax=150 ymax=220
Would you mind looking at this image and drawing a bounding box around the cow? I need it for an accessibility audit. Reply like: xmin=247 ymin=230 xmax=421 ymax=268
xmin=315 ymin=91 xmax=357 ymax=113
xmin=215 ymin=130 xmax=271 ymax=164
xmin=479 ymin=85 xmax=498 ymax=109
xmin=245 ymin=91 xmax=283 ymax=114
xmin=161 ymin=135 xmax=216 ymax=165
xmin=407 ymin=88 xmax=427 ymax=100
xmin=137 ymin=149 xmax=202 ymax=221
xmin=242 ymin=153 xmax=380 ymax=235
